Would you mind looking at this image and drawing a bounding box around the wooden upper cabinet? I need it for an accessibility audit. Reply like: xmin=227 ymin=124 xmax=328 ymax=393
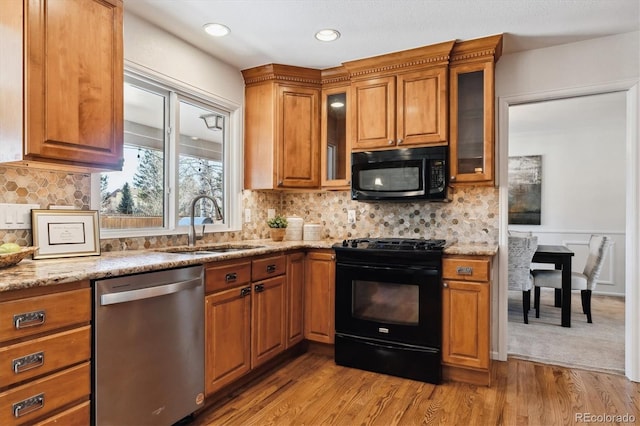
xmin=344 ymin=41 xmax=455 ymax=151
xmin=320 ymin=67 xmax=351 ymax=189
xmin=242 ymin=64 xmax=321 ymax=189
xmin=0 ymin=0 xmax=124 ymax=171
xmin=449 ymin=34 xmax=502 ymax=186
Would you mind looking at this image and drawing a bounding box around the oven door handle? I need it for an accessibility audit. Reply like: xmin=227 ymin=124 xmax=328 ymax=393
xmin=337 ymin=263 xmax=439 ymax=275
xmin=341 ymin=334 xmax=440 ymax=353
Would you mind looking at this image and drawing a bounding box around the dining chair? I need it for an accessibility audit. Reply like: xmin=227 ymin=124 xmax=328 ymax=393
xmin=508 ymin=235 xmax=538 ymax=324
xmin=532 ymin=235 xmax=610 ymax=323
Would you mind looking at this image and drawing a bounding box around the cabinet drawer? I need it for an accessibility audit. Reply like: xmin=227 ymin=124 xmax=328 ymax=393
xmin=443 ymin=258 xmax=490 ymax=282
xmin=252 ymin=255 xmax=286 ymax=281
xmin=33 ymin=400 xmax=90 ymax=426
xmin=0 ymin=289 xmax=91 ymax=344
xmin=0 ymin=362 xmax=90 ymax=426
xmin=0 ymin=326 xmax=91 ymax=387
xmin=205 ymin=260 xmax=252 ymax=294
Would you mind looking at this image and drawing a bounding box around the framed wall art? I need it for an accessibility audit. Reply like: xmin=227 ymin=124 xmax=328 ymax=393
xmin=508 ymin=155 xmax=542 ymax=225
xmin=31 ymin=209 xmax=100 ymax=259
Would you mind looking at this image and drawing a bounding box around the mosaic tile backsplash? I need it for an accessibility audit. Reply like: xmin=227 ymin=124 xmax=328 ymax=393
xmin=0 ymin=166 xmax=498 ymax=250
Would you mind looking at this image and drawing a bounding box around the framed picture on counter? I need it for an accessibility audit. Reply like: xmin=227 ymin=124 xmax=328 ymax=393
xmin=31 ymin=209 xmax=100 ymax=259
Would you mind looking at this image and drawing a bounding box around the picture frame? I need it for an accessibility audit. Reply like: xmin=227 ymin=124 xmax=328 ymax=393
xmin=31 ymin=209 xmax=100 ymax=259
xmin=508 ymin=155 xmax=542 ymax=225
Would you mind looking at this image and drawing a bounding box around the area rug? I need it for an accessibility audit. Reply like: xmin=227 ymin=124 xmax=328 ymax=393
xmin=508 ymin=288 xmax=625 ymax=375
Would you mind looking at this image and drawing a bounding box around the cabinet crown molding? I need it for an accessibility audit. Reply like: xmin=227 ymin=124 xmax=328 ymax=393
xmin=450 ymin=34 xmax=503 ymax=64
xmin=320 ymin=66 xmax=350 ymax=86
xmin=242 ymin=64 xmax=322 ymax=86
xmin=343 ymin=40 xmax=456 ymax=78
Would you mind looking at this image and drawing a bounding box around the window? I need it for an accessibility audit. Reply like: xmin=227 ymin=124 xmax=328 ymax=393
xmin=93 ymin=71 xmax=241 ymax=237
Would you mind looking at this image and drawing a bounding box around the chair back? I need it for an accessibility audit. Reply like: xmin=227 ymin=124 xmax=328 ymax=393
xmin=583 ymin=235 xmax=611 ymax=290
xmin=508 ymin=235 xmax=538 ymax=291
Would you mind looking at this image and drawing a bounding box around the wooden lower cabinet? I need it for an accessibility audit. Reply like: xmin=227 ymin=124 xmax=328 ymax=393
xmin=205 ymin=285 xmax=252 ymax=395
xmin=205 ymin=254 xmax=289 ymax=396
xmin=442 ymin=255 xmax=492 ymax=385
xmin=0 ymin=282 xmax=91 ymax=425
xmin=286 ymin=252 xmax=305 ymax=347
xmin=252 ymin=275 xmax=287 ymax=368
xmin=33 ymin=400 xmax=90 ymax=426
xmin=304 ymin=250 xmax=336 ymax=344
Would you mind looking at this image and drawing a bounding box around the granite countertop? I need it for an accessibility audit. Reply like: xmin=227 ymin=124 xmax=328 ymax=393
xmin=0 ymin=239 xmax=498 ymax=293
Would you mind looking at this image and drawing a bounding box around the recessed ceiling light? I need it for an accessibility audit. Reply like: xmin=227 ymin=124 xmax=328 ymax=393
xmin=315 ymin=29 xmax=340 ymax=42
xmin=203 ymin=23 xmax=230 ymax=37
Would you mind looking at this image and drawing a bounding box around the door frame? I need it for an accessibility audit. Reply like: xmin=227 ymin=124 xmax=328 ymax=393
xmin=496 ymin=80 xmax=639 ymax=382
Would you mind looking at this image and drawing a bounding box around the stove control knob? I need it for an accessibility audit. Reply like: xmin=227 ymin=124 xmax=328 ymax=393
xmin=351 ymin=240 xmax=358 ymax=248
xmin=342 ymin=240 xmax=348 ymax=247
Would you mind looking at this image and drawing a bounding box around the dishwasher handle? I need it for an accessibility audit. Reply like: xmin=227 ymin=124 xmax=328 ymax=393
xmin=100 ymin=277 xmax=202 ymax=306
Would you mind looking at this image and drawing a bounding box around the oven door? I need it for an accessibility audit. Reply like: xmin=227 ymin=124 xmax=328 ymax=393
xmin=335 ymin=261 xmax=441 ymax=348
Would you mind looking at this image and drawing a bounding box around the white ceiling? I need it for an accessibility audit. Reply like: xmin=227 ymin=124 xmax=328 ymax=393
xmin=124 ymin=0 xmax=639 ymax=71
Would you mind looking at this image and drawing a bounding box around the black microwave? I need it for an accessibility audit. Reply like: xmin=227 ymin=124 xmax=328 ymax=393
xmin=351 ymin=146 xmax=448 ymax=202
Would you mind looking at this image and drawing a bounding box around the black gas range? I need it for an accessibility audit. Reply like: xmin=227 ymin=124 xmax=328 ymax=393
xmin=333 ymin=238 xmax=446 ymax=266
xmin=333 ymin=237 xmax=446 ymax=384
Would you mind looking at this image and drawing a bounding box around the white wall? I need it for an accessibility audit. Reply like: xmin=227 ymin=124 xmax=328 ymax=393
xmin=494 ymin=31 xmax=639 ymax=379
xmin=509 ymin=92 xmax=627 ymax=295
xmin=123 ymin=12 xmax=245 ymax=106
xmin=497 ymin=32 xmax=639 ymax=97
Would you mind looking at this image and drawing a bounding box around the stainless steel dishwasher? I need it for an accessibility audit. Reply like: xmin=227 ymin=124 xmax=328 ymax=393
xmin=93 ymin=265 xmax=205 ymax=426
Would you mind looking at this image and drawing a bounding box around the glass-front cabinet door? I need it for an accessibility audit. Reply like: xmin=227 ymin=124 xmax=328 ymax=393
xmin=449 ymin=61 xmax=495 ymax=185
xmin=321 ymin=86 xmax=350 ymax=189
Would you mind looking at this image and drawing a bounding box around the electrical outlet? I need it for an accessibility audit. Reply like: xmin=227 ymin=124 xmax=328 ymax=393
xmin=0 ymin=203 xmax=40 ymax=229
xmin=244 ymin=208 xmax=251 ymax=223
xmin=347 ymin=210 xmax=356 ymax=224
xmin=267 ymin=209 xmax=276 ymax=219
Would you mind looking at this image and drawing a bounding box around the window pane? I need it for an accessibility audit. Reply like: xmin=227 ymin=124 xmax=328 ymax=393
xmin=100 ymin=81 xmax=166 ymax=230
xmin=178 ymin=100 xmax=225 ymax=225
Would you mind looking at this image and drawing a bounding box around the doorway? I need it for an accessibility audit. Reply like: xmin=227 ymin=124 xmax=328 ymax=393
xmin=505 ymin=92 xmax=626 ymax=373
xmin=496 ymin=81 xmax=640 ymax=382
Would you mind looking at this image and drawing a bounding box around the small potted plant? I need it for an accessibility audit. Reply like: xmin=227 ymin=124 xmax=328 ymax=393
xmin=267 ymin=215 xmax=288 ymax=241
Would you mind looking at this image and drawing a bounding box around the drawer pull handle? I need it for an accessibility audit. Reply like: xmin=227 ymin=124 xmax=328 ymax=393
xmin=240 ymin=286 xmax=251 ymax=297
xmin=13 ymin=351 xmax=44 ymax=374
xmin=225 ymin=272 xmax=237 ymax=282
xmin=254 ymin=284 xmax=265 ymax=293
xmin=266 ymin=264 xmax=277 ymax=273
xmin=456 ymin=266 xmax=473 ymax=275
xmin=13 ymin=311 xmax=46 ymax=330
xmin=13 ymin=393 xmax=44 ymax=418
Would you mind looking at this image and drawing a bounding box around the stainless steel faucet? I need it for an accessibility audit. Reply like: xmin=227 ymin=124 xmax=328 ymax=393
xmin=188 ymin=194 xmax=223 ymax=246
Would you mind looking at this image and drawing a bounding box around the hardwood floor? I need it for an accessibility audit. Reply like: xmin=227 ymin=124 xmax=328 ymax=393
xmin=192 ymin=352 xmax=639 ymax=425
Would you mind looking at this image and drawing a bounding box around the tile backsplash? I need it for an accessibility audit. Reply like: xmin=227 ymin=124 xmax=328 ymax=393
xmin=0 ymin=166 xmax=91 ymax=247
xmin=277 ymin=186 xmax=498 ymax=244
xmin=0 ymin=166 xmax=498 ymax=249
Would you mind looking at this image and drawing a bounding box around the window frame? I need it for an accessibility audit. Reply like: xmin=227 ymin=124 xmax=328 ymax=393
xmin=91 ymin=65 xmax=243 ymax=239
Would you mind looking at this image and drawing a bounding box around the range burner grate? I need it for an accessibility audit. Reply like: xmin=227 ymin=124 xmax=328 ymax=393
xmin=337 ymin=238 xmax=446 ymax=252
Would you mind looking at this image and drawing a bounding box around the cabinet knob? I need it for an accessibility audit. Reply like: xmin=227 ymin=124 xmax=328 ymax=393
xmin=443 ymin=282 xmax=449 ymax=288
xmin=388 ymin=140 xmax=394 ymax=145
xmin=397 ymin=139 xmax=403 ymax=145
xmin=450 ymin=176 xmax=456 ymax=181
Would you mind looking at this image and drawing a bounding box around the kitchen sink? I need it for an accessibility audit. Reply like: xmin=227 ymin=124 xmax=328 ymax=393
xmin=158 ymin=245 xmax=265 ymax=255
